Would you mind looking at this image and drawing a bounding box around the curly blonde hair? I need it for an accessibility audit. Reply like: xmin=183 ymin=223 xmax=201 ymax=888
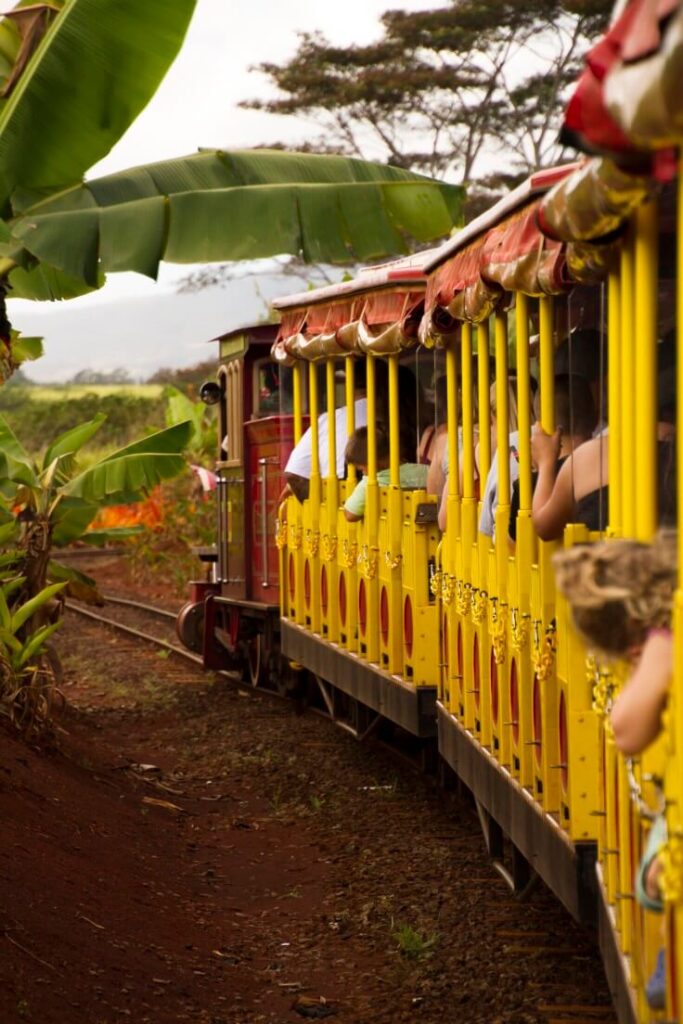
xmin=552 ymin=531 xmax=677 ymax=656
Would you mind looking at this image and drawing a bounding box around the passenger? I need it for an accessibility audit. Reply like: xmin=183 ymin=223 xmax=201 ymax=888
xmin=343 ymin=425 xmax=428 ymax=522
xmin=553 ymin=532 xmax=676 ymax=1010
xmin=457 ymin=374 xmax=534 ymax=538
xmin=281 ymin=360 xmax=368 ymax=504
xmin=508 ymin=375 xmax=596 ymax=542
xmin=553 ymin=328 xmax=607 ymax=434
xmin=532 ymin=337 xmax=675 ymax=539
xmin=419 ymin=375 xmax=447 ymax=469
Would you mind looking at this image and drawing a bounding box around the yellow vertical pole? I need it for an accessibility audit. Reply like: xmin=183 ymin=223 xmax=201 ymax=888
xmin=608 ymin=273 xmax=622 ymax=536
xmin=477 ymin=321 xmax=491 ymax=490
xmin=461 ymin=323 xmax=478 ymax=727
xmin=345 ymin=358 xmax=357 ymax=485
xmin=491 ymin=311 xmax=511 ymax=763
xmin=537 ymin=294 xmax=560 ymax=808
xmin=290 ymin=361 xmax=305 ymax=622
xmin=539 ymin=297 xmax=554 ymax=430
xmin=325 ymin=359 xmax=339 ymax=641
xmin=670 ymin=166 xmax=683 ymax=1019
xmin=634 ymin=198 xmax=659 ymax=541
xmin=620 ymin=228 xmax=636 ymax=536
xmin=363 ymin=354 xmax=379 ymax=662
xmin=389 ymin=357 xmax=400 ymax=487
xmin=494 ymin=312 xmax=510 ymax=585
xmin=445 ymin=340 xmax=461 ymax=715
xmin=293 ymin=363 xmax=303 ymax=444
xmin=307 ymin=362 xmax=322 ymax=632
xmin=386 ymin=355 xmax=403 ymax=671
xmin=515 ymin=295 xmax=532 ymax=514
xmin=514 ymin=295 xmax=535 ymax=787
xmin=462 ymin=324 xmax=475 ymax=502
xmin=326 ymin=359 xmax=337 ymax=495
xmin=339 ymin=356 xmax=359 ymax=651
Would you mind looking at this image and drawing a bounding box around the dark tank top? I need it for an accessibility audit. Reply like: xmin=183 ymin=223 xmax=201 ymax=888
xmin=575 ymin=438 xmax=676 ymax=532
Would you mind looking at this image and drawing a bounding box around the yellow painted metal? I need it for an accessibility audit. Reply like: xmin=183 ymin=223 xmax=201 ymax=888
xmin=607 ymin=272 xmax=622 ymax=536
xmin=337 ymin=356 xmax=359 ymax=651
xmin=401 ymin=489 xmax=440 ymax=685
xmin=554 ymin=527 xmax=601 ymax=843
xmin=287 ymin=362 xmax=306 ymax=623
xmin=474 ymin=320 xmax=493 ymax=748
xmin=634 ymin=199 xmax=659 ymax=542
xmin=377 ymin=356 xmax=404 ymax=673
xmin=490 ymin=310 xmax=511 ymax=766
xmin=359 ymin=354 xmax=380 ymax=663
xmin=620 ymin=228 xmax=636 ymax=537
xmin=535 ymin=295 xmax=561 ymax=809
xmin=322 ymin=359 xmax=340 ymax=642
xmin=302 ymin=362 xmax=322 ymax=634
xmin=444 ymin=342 xmax=462 ymax=718
xmin=460 ymin=324 xmax=480 ymax=732
xmin=293 ymin=363 xmax=303 ymax=445
xmin=476 ymin=320 xmax=491 ymax=487
xmin=510 ymin=296 xmax=535 ymax=788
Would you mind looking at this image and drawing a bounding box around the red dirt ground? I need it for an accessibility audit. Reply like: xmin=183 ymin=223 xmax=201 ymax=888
xmin=0 ymin=556 xmax=616 ymax=1024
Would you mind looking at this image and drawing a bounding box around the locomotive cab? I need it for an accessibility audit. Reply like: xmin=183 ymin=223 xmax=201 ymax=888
xmin=177 ymin=321 xmax=295 ymax=687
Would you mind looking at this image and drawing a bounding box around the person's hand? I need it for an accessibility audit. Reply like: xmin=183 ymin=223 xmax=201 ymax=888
xmin=645 ymin=854 xmax=663 ymax=902
xmin=530 ymin=422 xmax=561 ymax=469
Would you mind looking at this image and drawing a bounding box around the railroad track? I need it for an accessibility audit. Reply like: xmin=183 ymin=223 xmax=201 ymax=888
xmin=65 ymin=594 xmax=203 ymax=665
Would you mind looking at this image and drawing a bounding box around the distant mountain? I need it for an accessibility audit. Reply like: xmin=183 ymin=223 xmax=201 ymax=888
xmin=9 ymin=270 xmax=325 ymax=383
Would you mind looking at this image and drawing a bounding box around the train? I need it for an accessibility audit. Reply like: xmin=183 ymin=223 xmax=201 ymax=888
xmin=176 ymin=5 xmax=683 ymax=1022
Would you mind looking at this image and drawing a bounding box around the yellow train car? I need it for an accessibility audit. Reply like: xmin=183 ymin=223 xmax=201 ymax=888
xmin=179 ymin=5 xmax=683 ymax=1020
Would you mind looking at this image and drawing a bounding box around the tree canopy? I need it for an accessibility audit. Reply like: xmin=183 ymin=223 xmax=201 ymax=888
xmin=243 ymin=0 xmax=611 ymax=212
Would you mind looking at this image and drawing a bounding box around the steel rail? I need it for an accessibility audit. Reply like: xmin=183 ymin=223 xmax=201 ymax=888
xmin=64 ymin=601 xmax=202 ymax=665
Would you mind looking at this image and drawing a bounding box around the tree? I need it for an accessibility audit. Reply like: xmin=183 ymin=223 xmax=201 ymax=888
xmin=242 ymin=1 xmax=611 ymax=210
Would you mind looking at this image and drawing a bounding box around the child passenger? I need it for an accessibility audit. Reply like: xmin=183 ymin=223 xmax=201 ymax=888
xmin=343 ymin=425 xmax=428 ymax=522
xmin=553 ymin=532 xmax=676 ymax=1010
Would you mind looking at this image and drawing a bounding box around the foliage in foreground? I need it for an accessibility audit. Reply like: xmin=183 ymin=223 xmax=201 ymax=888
xmin=0 ymin=414 xmax=192 ymax=734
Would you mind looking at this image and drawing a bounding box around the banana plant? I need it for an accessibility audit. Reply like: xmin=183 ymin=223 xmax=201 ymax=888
xmin=0 ymin=1 xmax=462 ymax=373
xmin=0 ymin=413 xmax=193 ymax=606
xmin=0 ymin=572 xmax=68 ymax=734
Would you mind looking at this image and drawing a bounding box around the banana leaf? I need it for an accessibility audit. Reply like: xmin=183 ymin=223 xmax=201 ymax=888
xmin=43 ymin=412 xmax=106 ymax=469
xmin=64 ymin=451 xmax=187 ymax=502
xmin=80 ymin=526 xmax=143 ymax=546
xmin=0 ymin=412 xmax=37 ymax=486
xmin=51 ymin=495 xmax=98 ymax=546
xmin=0 ymin=0 xmax=197 ymax=215
xmin=6 ymin=150 xmax=464 ymax=292
xmin=48 ymin=559 xmax=103 ymax=604
xmin=10 ymin=579 xmax=65 ymax=632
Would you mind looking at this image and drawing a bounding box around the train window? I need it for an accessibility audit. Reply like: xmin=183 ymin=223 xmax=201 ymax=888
xmin=253 ymin=359 xmax=281 ymax=417
xmin=218 ymin=362 xmax=243 ymax=466
xmin=278 ymin=365 xmax=293 ymax=415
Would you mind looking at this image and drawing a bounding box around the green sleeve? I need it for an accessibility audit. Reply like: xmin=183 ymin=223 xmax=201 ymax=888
xmin=344 ymin=476 xmax=368 ymax=517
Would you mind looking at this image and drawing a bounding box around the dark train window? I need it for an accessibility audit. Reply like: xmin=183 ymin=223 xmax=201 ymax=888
xmin=253 ymin=359 xmax=281 ymax=417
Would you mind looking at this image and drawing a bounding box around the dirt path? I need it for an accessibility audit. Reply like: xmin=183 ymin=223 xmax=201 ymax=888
xmin=0 ymin=606 xmax=616 ymax=1024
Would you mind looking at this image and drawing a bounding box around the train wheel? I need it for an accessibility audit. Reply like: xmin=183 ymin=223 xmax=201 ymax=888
xmin=176 ymin=601 xmax=204 ymax=653
xmin=245 ymin=633 xmax=264 ymax=688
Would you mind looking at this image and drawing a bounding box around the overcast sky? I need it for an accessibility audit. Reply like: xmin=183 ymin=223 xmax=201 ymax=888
xmin=11 ymin=0 xmax=441 ymax=379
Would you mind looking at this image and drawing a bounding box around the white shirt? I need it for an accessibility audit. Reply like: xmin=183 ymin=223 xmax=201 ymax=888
xmin=478 ymin=430 xmax=520 ymax=537
xmin=285 ymin=398 xmax=368 ymax=479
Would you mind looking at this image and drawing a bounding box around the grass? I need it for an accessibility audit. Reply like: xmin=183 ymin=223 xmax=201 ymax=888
xmin=27 ymin=384 xmax=164 ymax=401
xmin=392 ymin=924 xmax=439 ymax=960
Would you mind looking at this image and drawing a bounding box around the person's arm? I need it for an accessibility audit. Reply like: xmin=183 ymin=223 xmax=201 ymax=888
xmin=344 ymin=475 xmax=367 ymax=522
xmin=426 ymin=432 xmax=447 ymax=496
xmin=611 ymin=631 xmax=673 ymax=756
xmin=530 ymin=426 xmax=573 ymax=540
xmin=438 ymin=476 xmax=449 ymax=531
xmin=285 ymin=473 xmax=310 ymax=503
